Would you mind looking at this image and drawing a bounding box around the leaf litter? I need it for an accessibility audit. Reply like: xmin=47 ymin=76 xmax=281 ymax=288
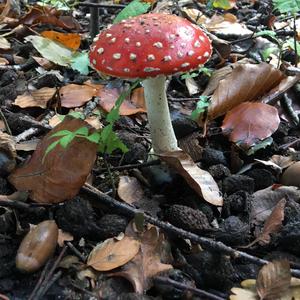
xmin=3 ymin=0 xmax=300 ymax=299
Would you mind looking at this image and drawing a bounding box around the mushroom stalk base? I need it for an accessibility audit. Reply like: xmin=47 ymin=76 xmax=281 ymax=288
xmin=143 ymin=75 xmax=179 ymax=154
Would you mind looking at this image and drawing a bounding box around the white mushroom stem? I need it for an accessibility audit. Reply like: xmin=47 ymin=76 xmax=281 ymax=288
xmin=143 ymin=75 xmax=179 ymax=154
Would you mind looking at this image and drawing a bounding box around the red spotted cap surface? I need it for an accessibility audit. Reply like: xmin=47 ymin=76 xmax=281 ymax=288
xmin=89 ymin=13 xmax=212 ymax=78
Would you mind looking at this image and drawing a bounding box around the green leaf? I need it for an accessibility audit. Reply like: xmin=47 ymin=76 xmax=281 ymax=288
xmin=190 ymin=96 xmax=210 ymax=121
xmin=25 ymin=35 xmax=73 ymax=67
xmin=181 ymin=71 xmax=199 ymax=80
xmin=113 ymin=0 xmax=150 ymax=24
xmin=68 ymin=111 xmax=85 ymax=119
xmin=59 ymin=133 xmax=75 ymax=148
xmin=272 ymin=0 xmax=300 ymax=14
xmin=43 ymin=139 xmax=60 ymax=162
xmin=106 ymin=80 xmax=140 ymax=123
xmin=199 ymin=67 xmax=213 ymax=77
xmin=212 ymin=0 xmax=231 ymax=10
xmin=74 ymin=127 xmax=89 ymax=136
xmin=284 ymin=38 xmax=300 ymax=53
xmin=245 ymin=137 xmax=273 ymax=155
xmin=70 ymin=52 xmax=90 ymax=75
xmin=86 ymin=132 xmax=101 ymax=144
xmin=50 ymin=130 xmax=72 ymax=138
xmin=261 ymin=47 xmax=279 ymax=61
xmin=254 ymin=30 xmax=277 ymax=38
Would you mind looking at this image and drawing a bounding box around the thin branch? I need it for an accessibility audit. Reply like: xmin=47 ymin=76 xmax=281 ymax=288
xmin=83 ymin=183 xmax=300 ymax=277
xmin=154 ymin=277 xmax=226 ymax=300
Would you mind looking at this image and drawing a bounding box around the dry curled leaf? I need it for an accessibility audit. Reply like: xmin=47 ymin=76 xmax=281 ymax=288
xmin=117 ymin=176 xmax=144 ymax=204
xmin=41 ymin=31 xmax=81 ymax=51
xmin=98 ymin=86 xmax=146 ymax=116
xmin=9 ymin=117 xmax=97 ymax=203
xmin=59 ymin=84 xmax=102 ymax=108
xmin=245 ymin=199 xmax=286 ymax=248
xmin=221 ymin=102 xmax=280 ymax=149
xmin=250 ymin=186 xmax=300 ymax=226
xmin=256 ymin=260 xmax=291 ymax=300
xmin=87 ymin=236 xmax=140 ymax=271
xmin=208 ymin=63 xmax=284 ymax=120
xmin=14 ymin=87 xmax=56 ymax=109
xmin=112 ymin=226 xmax=173 ymax=294
xmin=159 ymin=150 xmax=223 ymax=206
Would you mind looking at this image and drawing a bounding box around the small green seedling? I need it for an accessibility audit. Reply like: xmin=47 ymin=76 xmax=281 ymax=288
xmin=44 ymin=80 xmax=140 ymax=160
xmin=190 ymin=96 xmax=210 ymax=121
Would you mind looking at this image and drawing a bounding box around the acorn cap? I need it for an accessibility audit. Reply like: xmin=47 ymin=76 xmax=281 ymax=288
xmin=89 ymin=13 xmax=212 ymax=79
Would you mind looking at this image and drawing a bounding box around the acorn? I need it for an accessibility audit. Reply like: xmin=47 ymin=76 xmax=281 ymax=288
xmin=16 ymin=220 xmax=58 ymax=273
xmin=281 ymin=161 xmax=300 ymax=188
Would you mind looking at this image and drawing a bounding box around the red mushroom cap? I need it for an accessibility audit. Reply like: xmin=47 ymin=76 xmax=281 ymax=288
xmin=89 ymin=13 xmax=212 ymax=78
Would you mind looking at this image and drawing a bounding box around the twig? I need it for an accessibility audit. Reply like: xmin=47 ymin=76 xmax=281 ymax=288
xmin=77 ymin=2 xmax=126 ymax=9
xmin=66 ymin=241 xmax=87 ymax=262
xmin=29 ymin=246 xmax=67 ymax=300
xmin=95 ymin=159 xmax=160 ymax=172
xmin=103 ymin=155 xmax=117 ymax=198
xmin=89 ymin=0 xmax=99 ymax=39
xmin=0 ymin=108 xmax=11 ymax=135
xmin=154 ymin=277 xmax=226 ymax=300
xmin=293 ymin=15 xmax=298 ymax=67
xmin=83 ymin=183 xmax=300 ymax=277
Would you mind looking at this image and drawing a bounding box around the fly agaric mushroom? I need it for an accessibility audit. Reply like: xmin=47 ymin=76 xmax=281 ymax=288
xmin=89 ymin=13 xmax=212 ymax=153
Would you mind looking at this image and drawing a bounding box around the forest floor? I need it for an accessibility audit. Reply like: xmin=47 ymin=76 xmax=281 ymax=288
xmin=1 ymin=0 xmax=300 ymax=299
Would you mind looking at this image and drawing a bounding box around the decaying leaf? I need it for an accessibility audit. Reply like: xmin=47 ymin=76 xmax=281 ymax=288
xmin=230 ymin=287 xmax=258 ymax=300
xmin=221 ymin=102 xmax=280 ymax=149
xmin=18 ymin=5 xmax=80 ymax=30
xmin=14 ymin=87 xmax=56 ymax=109
xmin=9 ymin=117 xmax=98 ymax=203
xmin=245 ymin=199 xmax=286 ymax=247
xmin=250 ymin=186 xmax=300 ymax=226
xmin=41 ymin=31 xmax=81 ymax=50
xmin=59 ymin=84 xmax=102 ymax=108
xmin=87 ymin=236 xmax=141 ymax=271
xmin=25 ymin=35 xmax=74 ymax=67
xmin=0 ymin=132 xmax=16 ymax=175
xmin=112 ymin=226 xmax=173 ymax=293
xmin=57 ymin=229 xmax=74 ymax=247
xmin=98 ymin=86 xmax=146 ymax=116
xmin=159 ymin=150 xmax=223 ymax=206
xmin=256 ymin=260 xmax=291 ymax=300
xmin=117 ymin=176 xmax=144 ymax=204
xmin=208 ymin=63 xmax=284 ymax=120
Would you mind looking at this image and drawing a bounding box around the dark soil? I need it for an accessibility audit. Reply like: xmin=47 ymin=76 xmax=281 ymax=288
xmin=1 ymin=0 xmax=300 ymax=299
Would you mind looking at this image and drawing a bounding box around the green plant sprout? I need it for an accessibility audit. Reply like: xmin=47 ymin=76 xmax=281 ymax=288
xmin=272 ymin=0 xmax=300 ymax=66
xmin=207 ymin=0 xmax=231 ymax=10
xmin=190 ymin=96 xmax=210 ymax=121
xmin=181 ymin=67 xmax=213 ymax=80
xmin=44 ymin=80 xmax=140 ymax=160
xmin=38 ymin=0 xmax=79 ymax=10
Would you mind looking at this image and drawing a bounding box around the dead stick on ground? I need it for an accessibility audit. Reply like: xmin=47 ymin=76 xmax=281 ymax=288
xmin=154 ymin=276 xmax=226 ymax=300
xmin=83 ymin=183 xmax=300 ymax=278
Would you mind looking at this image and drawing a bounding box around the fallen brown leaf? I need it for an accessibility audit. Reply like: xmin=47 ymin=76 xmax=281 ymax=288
xmin=208 ymin=63 xmax=284 ymax=120
xmin=221 ymin=102 xmax=280 ymax=149
xmin=250 ymin=186 xmax=300 ymax=226
xmin=14 ymin=87 xmax=56 ymax=109
xmin=98 ymin=86 xmax=146 ymax=116
xmin=113 ymin=226 xmax=173 ymax=293
xmin=159 ymin=150 xmax=223 ymax=206
xmin=256 ymin=260 xmax=291 ymax=300
xmin=245 ymin=199 xmax=286 ymax=248
xmin=9 ymin=117 xmax=97 ymax=203
xmin=41 ymin=31 xmax=81 ymax=51
xmin=87 ymin=236 xmax=140 ymax=271
xmin=60 ymin=84 xmax=102 ymax=108
xmin=117 ymin=176 xmax=144 ymax=204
